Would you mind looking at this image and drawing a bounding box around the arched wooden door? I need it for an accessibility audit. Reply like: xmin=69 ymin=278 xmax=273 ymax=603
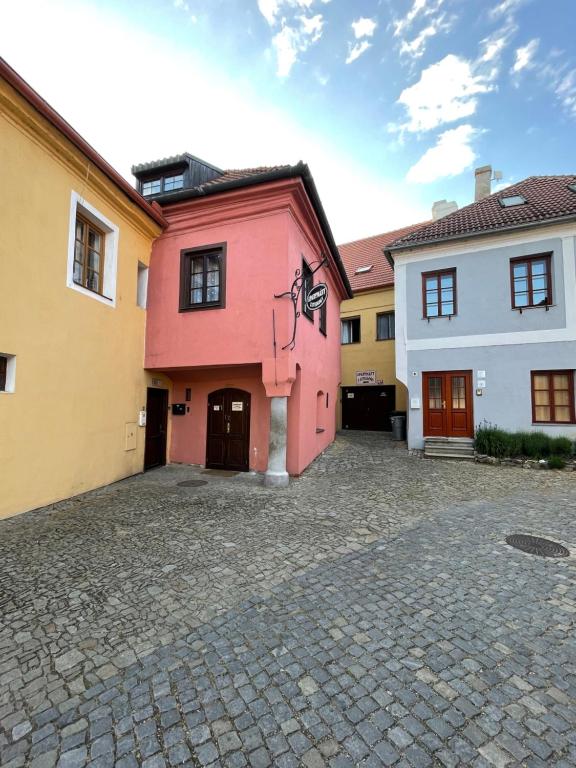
xmin=206 ymin=388 xmax=251 ymax=471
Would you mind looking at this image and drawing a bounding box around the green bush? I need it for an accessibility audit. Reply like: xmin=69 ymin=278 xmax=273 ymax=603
xmin=548 ymin=436 xmax=573 ymax=457
xmin=475 ymin=423 xmax=575 ymax=460
xmin=548 ymin=455 xmax=566 ymax=470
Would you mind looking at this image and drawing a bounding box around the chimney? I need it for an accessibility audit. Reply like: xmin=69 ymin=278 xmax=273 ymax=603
xmin=475 ymin=165 xmax=492 ymax=201
xmin=432 ymin=199 xmax=458 ymax=220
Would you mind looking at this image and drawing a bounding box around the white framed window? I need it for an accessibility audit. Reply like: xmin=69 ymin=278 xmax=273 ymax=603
xmin=137 ymin=262 xmax=149 ymax=308
xmin=0 ymin=354 xmax=16 ymax=393
xmin=67 ymin=191 xmax=119 ymax=306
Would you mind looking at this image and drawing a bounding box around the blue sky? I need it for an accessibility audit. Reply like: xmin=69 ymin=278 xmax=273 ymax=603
xmin=1 ymin=0 xmax=574 ymax=241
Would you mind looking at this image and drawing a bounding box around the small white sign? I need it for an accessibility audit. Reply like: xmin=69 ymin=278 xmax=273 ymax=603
xmin=410 ymin=398 xmax=421 ymax=409
xmin=347 ymin=392 xmax=355 ymax=398
xmin=356 ymin=370 xmax=376 ymax=385
xmin=477 ymin=370 xmax=486 ymax=379
xmin=477 ymin=380 xmax=486 ymax=389
xmin=231 ymin=402 xmax=243 ymax=411
xmin=213 ymin=405 xmax=221 ymax=411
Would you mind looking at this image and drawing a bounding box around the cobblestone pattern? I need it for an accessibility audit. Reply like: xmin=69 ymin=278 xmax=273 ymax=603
xmin=1 ymin=432 xmax=576 ymax=767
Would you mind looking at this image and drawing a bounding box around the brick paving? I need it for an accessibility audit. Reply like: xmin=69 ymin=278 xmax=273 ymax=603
xmin=1 ymin=431 xmax=576 ymax=767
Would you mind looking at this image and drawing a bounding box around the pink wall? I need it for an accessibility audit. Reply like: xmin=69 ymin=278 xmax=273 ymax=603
xmin=169 ymin=366 xmax=270 ymax=472
xmin=145 ymin=178 xmax=348 ymax=477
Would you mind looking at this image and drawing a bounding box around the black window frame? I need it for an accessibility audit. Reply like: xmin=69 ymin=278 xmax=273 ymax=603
xmin=376 ymin=311 xmax=395 ymax=340
xmin=179 ymin=243 xmax=226 ymax=312
xmin=302 ymin=260 xmax=314 ymax=322
xmin=0 ymin=355 xmax=7 ymax=392
xmin=341 ymin=317 xmax=360 ymax=344
xmin=319 ymin=300 xmax=327 ymax=336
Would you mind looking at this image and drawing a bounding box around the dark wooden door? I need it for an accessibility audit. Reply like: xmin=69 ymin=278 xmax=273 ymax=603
xmin=144 ymin=388 xmax=168 ymax=470
xmin=423 ymin=371 xmax=473 ymax=438
xmin=206 ymin=388 xmax=250 ymax=471
xmin=342 ymin=386 xmax=396 ymax=431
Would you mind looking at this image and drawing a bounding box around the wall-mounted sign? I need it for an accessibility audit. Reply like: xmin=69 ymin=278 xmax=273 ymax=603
xmin=151 ymin=378 xmax=163 ymax=387
xmin=231 ymin=402 xmax=243 ymax=411
xmin=213 ymin=405 xmax=221 ymax=411
xmin=347 ymin=392 xmax=355 ymax=398
xmin=356 ymin=370 xmax=376 ymax=385
xmin=305 ymin=283 xmax=328 ymax=311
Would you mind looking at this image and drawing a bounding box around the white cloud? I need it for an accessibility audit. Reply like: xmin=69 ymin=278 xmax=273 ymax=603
xmin=271 ymin=13 xmax=324 ymax=76
xmin=395 ymin=54 xmax=492 ymax=133
xmin=406 ymin=124 xmax=478 ymax=183
xmin=489 ymin=0 xmax=524 ymax=19
xmin=346 ymin=40 xmax=371 ymax=64
xmin=0 ymin=0 xmax=428 ymax=242
xmin=393 ymin=0 xmax=446 ymax=38
xmin=399 ymin=14 xmax=450 ymax=58
xmin=479 ymin=33 xmax=508 ymax=63
xmin=351 ymin=17 xmax=377 ymax=39
xmin=511 ymin=38 xmax=539 ymax=73
xmin=257 ymin=0 xmax=314 ymax=26
xmin=555 ymin=68 xmax=576 ymax=117
xmin=257 ymin=0 xmax=324 ymax=76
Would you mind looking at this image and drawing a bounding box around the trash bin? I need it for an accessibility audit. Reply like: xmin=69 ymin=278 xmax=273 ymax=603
xmin=390 ymin=413 xmax=406 ymax=441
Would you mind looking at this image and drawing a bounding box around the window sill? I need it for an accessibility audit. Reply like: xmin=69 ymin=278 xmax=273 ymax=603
xmin=376 ymin=338 xmax=395 ymax=342
xmin=341 ymin=341 xmax=360 ymax=345
xmin=532 ymin=421 xmax=576 ymax=426
xmin=513 ymin=304 xmax=555 ymax=312
xmin=68 ymin=280 xmax=115 ymax=306
xmin=422 ymin=314 xmax=456 ymax=320
xmin=179 ymin=303 xmax=225 ymax=312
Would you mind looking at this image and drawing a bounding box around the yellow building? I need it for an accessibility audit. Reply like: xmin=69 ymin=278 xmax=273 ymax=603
xmin=0 ymin=59 xmax=169 ymax=519
xmin=338 ymin=225 xmax=425 ymax=431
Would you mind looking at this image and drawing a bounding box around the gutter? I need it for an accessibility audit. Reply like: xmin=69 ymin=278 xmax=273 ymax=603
xmin=155 ymin=162 xmax=353 ymax=298
xmin=0 ymin=57 xmax=166 ymax=229
xmin=385 ymin=213 xmax=576 ymax=258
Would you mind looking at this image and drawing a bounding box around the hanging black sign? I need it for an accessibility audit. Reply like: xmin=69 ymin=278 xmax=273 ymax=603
xmin=305 ymin=282 xmax=328 ymax=311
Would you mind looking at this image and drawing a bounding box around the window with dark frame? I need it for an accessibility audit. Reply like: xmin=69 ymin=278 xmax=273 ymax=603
xmin=141 ymin=173 xmax=185 ymax=196
xmin=0 ymin=356 xmax=7 ymax=392
xmin=422 ymin=269 xmax=456 ymax=318
xmin=302 ymin=260 xmax=313 ymax=321
xmin=531 ymin=370 xmax=575 ymax=424
xmin=180 ymin=245 xmax=225 ymax=311
xmin=376 ymin=312 xmax=395 ymax=340
xmin=511 ymin=254 xmax=552 ymax=309
xmin=73 ymin=214 xmax=105 ymax=294
xmin=319 ymin=300 xmax=327 ymax=336
xmin=341 ymin=317 xmax=360 ymax=344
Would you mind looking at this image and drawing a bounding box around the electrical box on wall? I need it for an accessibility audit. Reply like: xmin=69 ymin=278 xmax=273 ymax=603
xmin=124 ymin=422 xmax=137 ymax=451
xmin=172 ymin=403 xmax=186 ymax=415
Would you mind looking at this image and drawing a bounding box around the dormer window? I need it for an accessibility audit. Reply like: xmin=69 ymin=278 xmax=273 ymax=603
xmin=141 ymin=173 xmax=184 ymax=196
xmin=499 ymin=194 xmax=526 ymax=207
xmin=355 ymin=265 xmax=373 ymax=274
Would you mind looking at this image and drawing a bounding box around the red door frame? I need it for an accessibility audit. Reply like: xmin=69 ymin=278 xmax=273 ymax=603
xmin=423 ymin=371 xmax=474 ymax=438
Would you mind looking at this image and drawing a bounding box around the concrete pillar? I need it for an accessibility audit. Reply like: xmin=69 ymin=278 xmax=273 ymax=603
xmin=264 ymin=396 xmax=289 ymax=488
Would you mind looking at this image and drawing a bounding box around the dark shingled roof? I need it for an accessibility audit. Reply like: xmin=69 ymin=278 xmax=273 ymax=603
xmin=200 ymin=166 xmax=293 ymax=189
xmin=388 ymin=176 xmax=576 ymax=250
xmin=339 ymin=222 xmax=430 ymax=292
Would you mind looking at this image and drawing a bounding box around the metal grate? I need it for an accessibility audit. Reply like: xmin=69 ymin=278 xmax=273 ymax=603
xmin=506 ymin=534 xmax=569 ymax=558
xmin=177 ymin=480 xmax=208 ymax=488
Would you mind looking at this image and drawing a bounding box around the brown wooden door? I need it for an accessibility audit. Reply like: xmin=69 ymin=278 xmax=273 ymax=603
xmin=144 ymin=388 xmax=168 ymax=470
xmin=206 ymin=388 xmax=250 ymax=471
xmin=423 ymin=371 xmax=473 ymax=438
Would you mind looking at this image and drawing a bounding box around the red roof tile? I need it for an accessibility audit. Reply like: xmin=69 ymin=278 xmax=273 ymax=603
xmin=338 ymin=222 xmax=430 ymax=292
xmin=389 ymin=176 xmax=576 ymax=250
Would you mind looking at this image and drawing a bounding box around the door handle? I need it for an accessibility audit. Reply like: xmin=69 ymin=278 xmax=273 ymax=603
xmin=442 ymin=401 xmax=446 ymax=409
xmin=226 ymin=422 xmax=230 ymax=434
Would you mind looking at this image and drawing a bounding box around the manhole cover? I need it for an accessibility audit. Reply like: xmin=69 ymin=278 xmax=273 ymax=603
xmin=177 ymin=480 xmax=208 ymax=488
xmin=506 ymin=534 xmax=569 ymax=558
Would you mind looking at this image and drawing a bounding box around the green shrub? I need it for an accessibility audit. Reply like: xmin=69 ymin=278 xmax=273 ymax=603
xmin=547 ymin=455 xmax=566 ymax=470
xmin=475 ymin=423 xmax=574 ymax=461
xmin=475 ymin=425 xmax=512 ymax=458
xmin=548 ymin=436 xmax=574 ymax=457
xmin=521 ymin=431 xmax=552 ymax=458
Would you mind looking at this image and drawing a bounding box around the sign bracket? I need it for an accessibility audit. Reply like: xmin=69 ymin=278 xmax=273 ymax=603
xmin=274 ymin=256 xmax=327 ymax=350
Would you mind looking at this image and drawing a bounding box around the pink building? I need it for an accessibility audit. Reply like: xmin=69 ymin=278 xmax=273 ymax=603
xmin=133 ymin=155 xmax=352 ymax=486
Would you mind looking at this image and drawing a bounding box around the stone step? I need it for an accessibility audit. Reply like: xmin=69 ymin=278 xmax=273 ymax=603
xmin=424 ymin=451 xmax=476 ymax=460
xmin=424 ymin=436 xmax=475 ymax=460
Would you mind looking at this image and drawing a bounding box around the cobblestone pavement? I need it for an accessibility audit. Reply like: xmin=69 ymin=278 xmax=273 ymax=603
xmin=1 ymin=431 xmax=576 ymax=768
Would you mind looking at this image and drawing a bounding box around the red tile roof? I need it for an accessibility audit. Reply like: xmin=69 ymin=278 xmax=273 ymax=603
xmin=201 ymin=166 xmax=292 ymax=188
xmin=338 ymin=222 xmax=430 ymax=292
xmin=389 ymin=176 xmax=576 ymax=250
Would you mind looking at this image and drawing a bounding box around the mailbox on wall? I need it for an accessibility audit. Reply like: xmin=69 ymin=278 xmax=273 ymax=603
xmin=171 ymin=403 xmax=186 ymax=415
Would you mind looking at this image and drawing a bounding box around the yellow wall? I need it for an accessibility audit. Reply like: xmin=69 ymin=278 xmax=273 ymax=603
xmin=339 ymin=285 xmax=407 ymax=427
xmin=0 ymin=79 xmax=170 ymax=519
